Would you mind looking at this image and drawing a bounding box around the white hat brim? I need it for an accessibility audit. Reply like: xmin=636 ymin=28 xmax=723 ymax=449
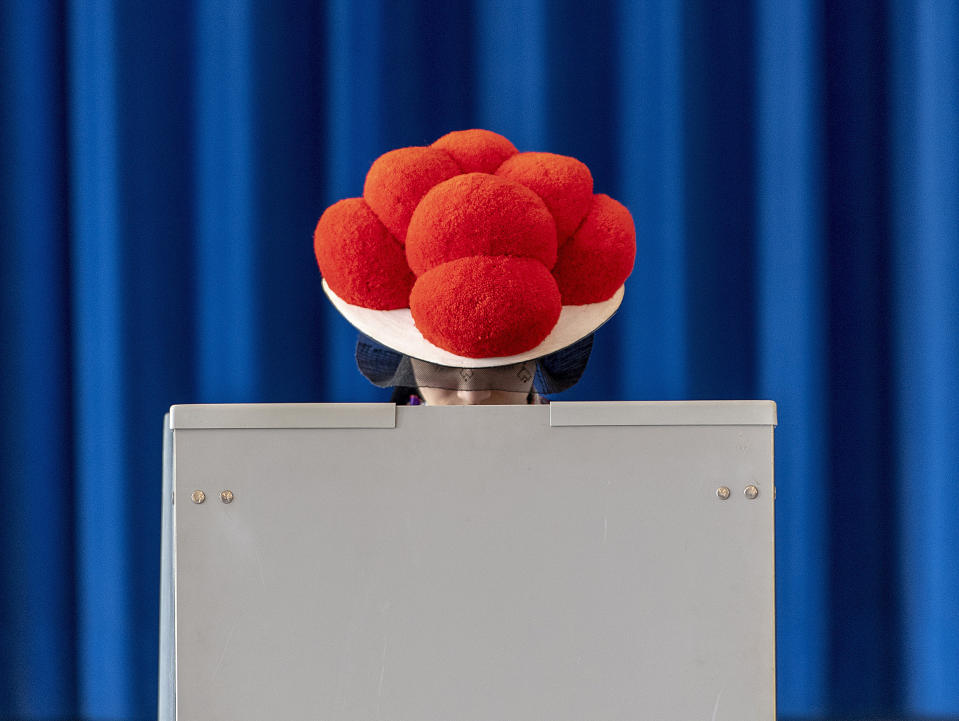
xmin=323 ymin=278 xmax=624 ymax=368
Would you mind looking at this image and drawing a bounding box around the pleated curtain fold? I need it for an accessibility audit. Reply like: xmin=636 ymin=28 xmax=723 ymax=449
xmin=1 ymin=1 xmax=957 ymax=718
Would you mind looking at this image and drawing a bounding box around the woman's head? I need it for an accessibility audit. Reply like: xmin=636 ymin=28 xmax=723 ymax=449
xmin=409 ymin=358 xmax=535 ymax=405
xmin=356 ymin=332 xmax=594 ymax=404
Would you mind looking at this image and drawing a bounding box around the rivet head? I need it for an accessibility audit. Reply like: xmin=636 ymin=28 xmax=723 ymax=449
xmin=220 ymin=490 xmax=234 ymax=504
xmin=191 ymin=490 xmax=206 ymax=504
xmin=716 ymin=486 xmax=731 ymax=500
xmin=745 ymin=485 xmax=759 ymax=500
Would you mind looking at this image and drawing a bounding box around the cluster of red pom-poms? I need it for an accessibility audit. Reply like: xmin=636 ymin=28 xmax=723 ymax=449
xmin=314 ymin=129 xmax=635 ymax=358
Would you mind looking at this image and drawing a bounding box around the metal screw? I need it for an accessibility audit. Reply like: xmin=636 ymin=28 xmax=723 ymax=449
xmin=191 ymin=490 xmax=206 ymax=504
xmin=744 ymin=485 xmax=759 ymax=500
xmin=220 ymin=490 xmax=234 ymax=504
xmin=716 ymin=486 xmax=731 ymax=500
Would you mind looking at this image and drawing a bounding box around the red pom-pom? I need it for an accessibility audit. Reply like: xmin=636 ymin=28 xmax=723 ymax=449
xmin=314 ymin=198 xmax=415 ymax=310
xmin=410 ymin=256 xmax=562 ymax=357
xmin=406 ymin=173 xmax=557 ymax=276
xmin=551 ymin=194 xmax=636 ymax=305
xmin=363 ymin=146 xmax=461 ymax=244
xmin=431 ymin=129 xmax=518 ymax=173
xmin=496 ymin=152 xmax=593 ymax=244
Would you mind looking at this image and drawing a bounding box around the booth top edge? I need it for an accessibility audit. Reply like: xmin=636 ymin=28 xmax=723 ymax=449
xmin=168 ymin=401 xmax=777 ymax=430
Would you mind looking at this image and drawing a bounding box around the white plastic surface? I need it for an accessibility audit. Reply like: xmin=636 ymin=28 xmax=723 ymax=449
xmin=550 ymin=400 xmax=777 ymax=426
xmin=164 ymin=402 xmax=776 ymax=720
xmin=169 ymin=402 xmax=396 ymax=429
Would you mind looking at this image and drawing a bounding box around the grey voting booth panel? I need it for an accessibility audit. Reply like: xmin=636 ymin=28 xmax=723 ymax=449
xmin=160 ymin=401 xmax=777 ymax=721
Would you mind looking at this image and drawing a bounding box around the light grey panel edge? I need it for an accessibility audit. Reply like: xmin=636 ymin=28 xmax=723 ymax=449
xmin=549 ymin=400 xmax=778 ymax=427
xmin=169 ymin=403 xmax=397 ymax=430
xmin=158 ymin=414 xmax=175 ymax=721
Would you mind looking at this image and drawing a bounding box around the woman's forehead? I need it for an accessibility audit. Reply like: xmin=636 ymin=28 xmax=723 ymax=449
xmin=410 ymin=358 xmax=534 ymax=381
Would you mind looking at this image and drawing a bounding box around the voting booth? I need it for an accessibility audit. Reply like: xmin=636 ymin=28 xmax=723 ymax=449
xmin=159 ymin=400 xmax=777 ymax=720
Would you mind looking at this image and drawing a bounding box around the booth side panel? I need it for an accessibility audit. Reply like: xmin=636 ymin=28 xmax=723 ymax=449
xmin=158 ymin=416 xmax=175 ymax=720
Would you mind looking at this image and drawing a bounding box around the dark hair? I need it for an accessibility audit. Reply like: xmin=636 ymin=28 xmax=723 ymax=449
xmin=390 ymin=386 xmax=419 ymax=405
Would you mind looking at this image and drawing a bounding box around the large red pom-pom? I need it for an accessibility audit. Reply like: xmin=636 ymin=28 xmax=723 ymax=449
xmin=314 ymin=198 xmax=415 ymax=310
xmin=410 ymin=256 xmax=562 ymax=357
xmin=496 ymin=152 xmax=593 ymax=244
xmin=431 ymin=129 xmax=518 ymax=174
xmin=405 ymin=173 xmax=557 ymax=276
xmin=551 ymin=194 xmax=636 ymax=305
xmin=363 ymin=146 xmax=461 ymax=244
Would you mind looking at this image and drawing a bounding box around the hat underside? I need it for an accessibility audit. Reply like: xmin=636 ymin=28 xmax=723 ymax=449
xmin=323 ymin=279 xmax=624 ymax=369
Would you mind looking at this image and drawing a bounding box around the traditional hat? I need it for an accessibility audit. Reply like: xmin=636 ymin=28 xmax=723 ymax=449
xmin=314 ymin=129 xmax=635 ymax=369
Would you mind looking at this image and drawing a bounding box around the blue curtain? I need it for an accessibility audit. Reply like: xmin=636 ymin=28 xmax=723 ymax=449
xmin=1 ymin=1 xmax=957 ymax=719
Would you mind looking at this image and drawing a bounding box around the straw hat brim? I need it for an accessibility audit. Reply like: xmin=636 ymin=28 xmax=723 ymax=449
xmin=323 ymin=278 xmax=624 ymax=368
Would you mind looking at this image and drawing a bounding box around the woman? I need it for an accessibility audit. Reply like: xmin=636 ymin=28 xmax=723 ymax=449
xmin=314 ymin=129 xmax=635 ymax=404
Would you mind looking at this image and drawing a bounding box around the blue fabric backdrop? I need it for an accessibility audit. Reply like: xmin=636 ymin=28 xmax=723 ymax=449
xmin=1 ymin=1 xmax=957 ymax=719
